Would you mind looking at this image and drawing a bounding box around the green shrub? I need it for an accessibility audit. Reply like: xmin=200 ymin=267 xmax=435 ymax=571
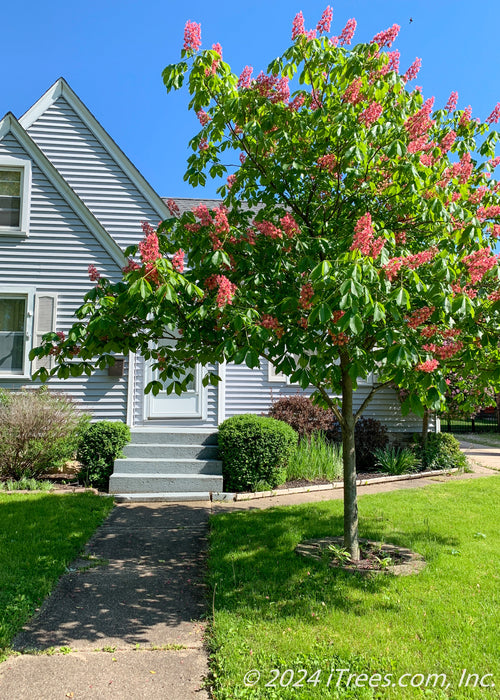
xmin=374 ymin=446 xmax=419 ymax=475
xmin=418 ymin=432 xmax=468 ymax=471
xmin=218 ymin=414 xmax=297 ymax=492
xmin=287 ymin=432 xmax=343 ymax=482
xmin=77 ymin=421 xmax=130 ymax=489
xmin=0 ymin=388 xmax=90 ymax=480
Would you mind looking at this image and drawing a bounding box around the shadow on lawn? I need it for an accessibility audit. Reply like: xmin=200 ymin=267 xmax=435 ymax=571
xmin=12 ymin=502 xmax=210 ymax=651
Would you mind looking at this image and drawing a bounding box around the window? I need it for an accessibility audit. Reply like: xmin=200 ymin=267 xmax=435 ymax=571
xmin=0 ymin=289 xmax=35 ymax=378
xmin=0 ymin=157 xmax=32 ymax=235
xmin=0 ymin=171 xmax=21 ymax=227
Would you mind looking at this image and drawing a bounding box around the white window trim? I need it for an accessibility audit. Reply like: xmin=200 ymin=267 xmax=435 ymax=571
xmin=0 ymin=286 xmax=35 ymax=379
xmin=268 ymin=356 xmax=299 ymax=385
xmin=0 ymin=156 xmax=32 ymax=236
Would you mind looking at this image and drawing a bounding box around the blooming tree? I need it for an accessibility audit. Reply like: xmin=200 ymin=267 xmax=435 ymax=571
xmin=32 ymin=8 xmax=500 ymax=559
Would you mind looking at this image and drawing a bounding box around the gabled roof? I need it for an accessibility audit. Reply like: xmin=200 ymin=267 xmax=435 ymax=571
xmin=19 ymin=77 xmax=170 ymax=221
xmin=0 ymin=112 xmax=127 ymax=268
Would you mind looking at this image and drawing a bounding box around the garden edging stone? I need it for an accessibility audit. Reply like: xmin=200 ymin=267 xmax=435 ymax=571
xmin=224 ymin=468 xmax=459 ymax=501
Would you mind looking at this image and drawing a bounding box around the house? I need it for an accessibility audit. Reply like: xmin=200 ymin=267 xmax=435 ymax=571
xmin=0 ymin=79 xmax=431 ymax=499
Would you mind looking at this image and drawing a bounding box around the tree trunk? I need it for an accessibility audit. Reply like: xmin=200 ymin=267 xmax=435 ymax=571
xmin=422 ymin=409 xmax=430 ymax=448
xmin=341 ymin=368 xmax=360 ymax=561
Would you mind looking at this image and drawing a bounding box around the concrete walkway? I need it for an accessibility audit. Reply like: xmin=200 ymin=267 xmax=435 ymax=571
xmin=0 ymin=445 xmax=498 ymax=699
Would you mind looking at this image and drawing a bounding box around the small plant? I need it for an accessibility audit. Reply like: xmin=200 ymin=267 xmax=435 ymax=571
xmin=374 ymin=446 xmax=419 ymax=475
xmin=287 ymin=432 xmax=343 ymax=482
xmin=417 ymin=433 xmax=468 ymax=471
xmin=0 ymin=478 xmax=54 ymax=492
xmin=218 ymin=414 xmax=297 ymax=492
xmin=0 ymin=388 xmax=89 ymax=481
xmin=327 ymin=543 xmax=352 ymax=566
xmin=77 ymin=421 xmax=131 ymax=490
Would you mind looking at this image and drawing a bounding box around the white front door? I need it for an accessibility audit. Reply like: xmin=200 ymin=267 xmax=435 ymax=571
xmin=145 ymin=341 xmax=204 ymax=419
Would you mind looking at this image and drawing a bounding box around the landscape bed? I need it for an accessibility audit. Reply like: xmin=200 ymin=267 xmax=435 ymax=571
xmin=207 ymin=477 xmax=500 ymax=698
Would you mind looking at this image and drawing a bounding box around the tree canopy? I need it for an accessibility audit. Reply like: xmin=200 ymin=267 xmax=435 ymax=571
xmin=32 ymin=8 xmax=500 ymax=557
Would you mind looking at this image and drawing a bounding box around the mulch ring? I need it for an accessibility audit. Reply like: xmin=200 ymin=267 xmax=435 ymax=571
xmin=295 ymin=536 xmax=426 ymax=576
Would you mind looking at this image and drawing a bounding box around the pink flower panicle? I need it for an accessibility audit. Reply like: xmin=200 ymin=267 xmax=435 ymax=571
xmin=383 ymin=257 xmax=404 ymax=281
xmin=139 ymin=226 xmax=160 ymax=263
xmin=489 ymin=156 xmax=500 ymax=169
xmin=439 ymin=130 xmax=456 ymax=153
xmin=420 ymin=325 xmax=438 ymax=339
xmin=226 ymin=174 xmax=236 ymax=190
xmin=280 ymin=213 xmax=300 ymax=237
xmin=350 ymin=213 xmax=384 ymax=257
xmin=462 ymin=247 xmax=498 ymax=284
xmin=199 ymin=138 xmax=209 ymax=152
xmin=406 ymin=306 xmax=435 ymax=329
xmin=206 ymin=274 xmax=237 ymax=307
xmin=445 ymin=91 xmax=458 ymax=112
xmin=403 ymin=57 xmax=422 ymax=82
xmin=271 ymin=76 xmax=290 ymax=104
xmin=166 ymin=199 xmax=180 ymax=216
xmin=486 ymin=103 xmax=500 ymax=125
xmin=468 ymin=186 xmax=487 ymax=205
xmin=316 ymin=6 xmax=333 ymax=35
xmin=238 ymin=66 xmax=253 ymax=89
xmin=305 ymin=29 xmax=317 ymax=40
xmin=88 ymin=264 xmax=100 ymax=282
xmin=56 ymin=330 xmax=66 ymax=342
xmin=254 ymin=220 xmax=283 ymax=240
xmin=289 ymin=93 xmax=306 ymax=111
xmin=292 ymin=11 xmax=306 ymax=40
xmin=329 ymin=330 xmax=349 ymax=346
xmin=404 ymin=248 xmax=437 ymax=270
xmin=183 ymin=21 xmax=201 ymax=53
xmin=477 ymin=205 xmax=500 ymax=222
xmin=416 ymin=359 xmax=439 ymax=372
xmin=299 ymin=283 xmax=314 ymax=310
xmin=172 ymin=249 xmax=185 ymax=273
xmin=317 ymin=153 xmax=339 ymax=173
xmin=404 ymin=97 xmax=435 ymax=140
xmin=491 ymin=224 xmax=500 ymax=238
xmin=370 ymin=24 xmax=400 ymax=49
xmin=331 ymin=310 xmax=345 ymax=324
xmin=344 ymin=77 xmax=363 ymax=105
xmin=122 ymin=258 xmax=140 ymax=274
xmin=214 ymin=206 xmax=230 ymax=234
xmin=459 ymin=106 xmax=472 ymax=127
xmin=488 ymin=290 xmax=500 ymax=302
xmin=388 ymin=50 xmax=400 ymax=73
xmin=192 ymin=204 xmax=212 ymax=227
xmin=339 ymin=18 xmax=357 ymax=46
xmin=260 ymin=314 xmax=283 ymax=338
xmin=358 ymin=102 xmax=383 ymax=128
xmin=197 ymin=110 xmax=210 ymax=126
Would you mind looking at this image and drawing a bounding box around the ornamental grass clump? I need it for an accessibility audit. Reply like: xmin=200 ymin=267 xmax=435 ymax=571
xmin=286 ymin=432 xmax=343 ymax=482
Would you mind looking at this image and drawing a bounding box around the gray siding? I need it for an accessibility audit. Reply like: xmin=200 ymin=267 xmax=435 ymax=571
xmin=26 ymin=97 xmax=162 ymax=250
xmin=224 ymin=359 xmax=426 ymax=433
xmin=0 ymin=133 xmax=127 ymax=420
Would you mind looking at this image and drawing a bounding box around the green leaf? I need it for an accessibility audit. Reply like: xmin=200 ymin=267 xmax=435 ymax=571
xmin=349 ymin=314 xmax=364 ymax=334
xmin=373 ymin=302 xmax=386 ymax=322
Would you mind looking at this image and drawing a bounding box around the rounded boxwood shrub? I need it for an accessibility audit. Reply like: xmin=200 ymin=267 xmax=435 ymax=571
xmin=77 ymin=421 xmax=131 ymax=490
xmin=218 ymin=414 xmax=297 ymax=492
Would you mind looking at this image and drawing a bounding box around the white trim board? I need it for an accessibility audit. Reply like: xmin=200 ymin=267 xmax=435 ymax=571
xmin=19 ymin=78 xmax=170 ymax=222
xmin=0 ymin=112 xmax=126 ymax=268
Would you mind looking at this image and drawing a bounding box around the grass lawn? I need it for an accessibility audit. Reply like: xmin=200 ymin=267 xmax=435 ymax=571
xmin=208 ymin=477 xmax=500 ymax=698
xmin=0 ymin=492 xmax=114 ymax=660
xmin=458 ymin=432 xmax=500 ymax=448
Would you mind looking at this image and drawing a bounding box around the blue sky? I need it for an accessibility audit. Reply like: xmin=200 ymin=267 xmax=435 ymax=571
xmin=3 ymin=1 xmax=500 ymax=198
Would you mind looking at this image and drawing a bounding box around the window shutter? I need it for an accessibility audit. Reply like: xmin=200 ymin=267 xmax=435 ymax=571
xmin=33 ymin=294 xmax=57 ymax=372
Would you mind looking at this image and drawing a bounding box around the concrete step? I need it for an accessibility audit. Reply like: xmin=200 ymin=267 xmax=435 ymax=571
xmin=113 ymin=458 xmax=223 ymax=475
xmin=109 ymin=473 xmax=223 ymax=494
xmin=123 ymin=443 xmax=219 ymax=460
xmin=129 ymin=431 xmax=218 ymax=445
xmin=113 ymin=492 xmax=213 ymax=502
